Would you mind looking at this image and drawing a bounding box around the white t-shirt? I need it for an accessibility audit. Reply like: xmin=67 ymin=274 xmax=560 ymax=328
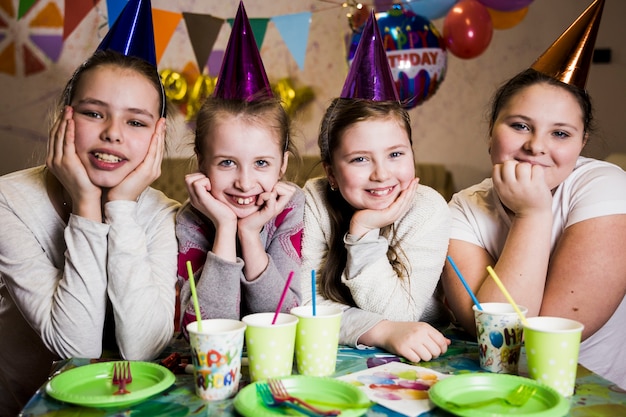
xmin=449 ymin=157 xmax=626 ymax=389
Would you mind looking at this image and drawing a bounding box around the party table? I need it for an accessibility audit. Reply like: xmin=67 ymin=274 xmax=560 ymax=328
xmin=19 ymin=335 xmax=626 ymax=416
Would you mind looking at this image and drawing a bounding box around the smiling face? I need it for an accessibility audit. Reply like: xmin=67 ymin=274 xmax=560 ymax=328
xmin=489 ymin=82 xmax=587 ymax=191
xmin=70 ymin=64 xmax=161 ymax=188
xmin=326 ymin=117 xmax=415 ymax=211
xmin=198 ymin=113 xmax=288 ymax=219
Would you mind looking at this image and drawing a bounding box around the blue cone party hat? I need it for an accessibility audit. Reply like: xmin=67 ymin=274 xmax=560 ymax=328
xmin=213 ymin=1 xmax=273 ymax=100
xmin=531 ymin=0 xmax=604 ymax=89
xmin=340 ymin=9 xmax=399 ymax=102
xmin=96 ymin=0 xmax=157 ymax=67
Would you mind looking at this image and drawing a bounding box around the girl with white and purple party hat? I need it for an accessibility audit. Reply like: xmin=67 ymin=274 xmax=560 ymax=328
xmin=0 ymin=0 xmax=179 ymax=414
xmin=176 ymin=2 xmax=303 ymax=331
xmin=442 ymin=0 xmax=626 ymax=389
xmin=301 ymin=10 xmax=452 ymax=363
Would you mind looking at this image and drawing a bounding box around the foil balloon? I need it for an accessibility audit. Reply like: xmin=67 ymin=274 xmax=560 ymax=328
xmin=478 ymin=0 xmax=534 ymax=12
xmin=401 ymin=0 xmax=458 ymax=20
xmin=273 ymin=78 xmax=314 ymax=117
xmin=348 ymin=6 xmax=447 ymax=108
xmin=443 ymin=0 xmax=493 ymax=59
xmin=160 ymin=69 xmax=188 ymax=102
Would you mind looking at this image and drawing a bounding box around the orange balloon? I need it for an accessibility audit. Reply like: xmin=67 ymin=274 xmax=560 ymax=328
xmin=487 ymin=7 xmax=529 ymax=30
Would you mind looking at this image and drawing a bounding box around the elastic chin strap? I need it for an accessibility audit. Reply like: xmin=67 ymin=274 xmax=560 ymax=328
xmin=159 ymin=79 xmax=166 ymax=118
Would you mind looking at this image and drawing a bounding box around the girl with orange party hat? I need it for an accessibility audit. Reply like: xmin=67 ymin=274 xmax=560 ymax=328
xmin=0 ymin=0 xmax=179 ymax=414
xmin=176 ymin=2 xmax=302 ymax=329
xmin=442 ymin=0 xmax=626 ymax=389
xmin=300 ymin=10 xmax=451 ymax=363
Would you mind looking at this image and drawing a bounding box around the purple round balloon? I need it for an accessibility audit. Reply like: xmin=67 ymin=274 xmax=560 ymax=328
xmin=477 ymin=0 xmax=534 ymax=12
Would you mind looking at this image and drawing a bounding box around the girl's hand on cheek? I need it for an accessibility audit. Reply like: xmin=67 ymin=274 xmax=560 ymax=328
xmin=46 ymin=106 xmax=101 ymax=212
xmin=349 ymin=178 xmax=419 ymax=238
xmin=238 ymin=181 xmax=296 ymax=234
xmin=492 ymin=160 xmax=552 ymax=216
xmin=109 ymin=118 xmax=166 ymax=202
xmin=186 ymin=173 xmax=237 ymax=228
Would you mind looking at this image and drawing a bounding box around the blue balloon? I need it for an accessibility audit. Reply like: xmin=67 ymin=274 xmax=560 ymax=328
xmin=489 ymin=331 xmax=504 ymax=348
xmin=401 ymin=0 xmax=458 ymax=20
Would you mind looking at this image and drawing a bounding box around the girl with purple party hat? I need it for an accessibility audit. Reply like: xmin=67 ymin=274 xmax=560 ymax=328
xmin=0 ymin=0 xmax=178 ymax=414
xmin=176 ymin=2 xmax=302 ymax=330
xmin=442 ymin=0 xmax=626 ymax=389
xmin=301 ymin=10 xmax=451 ymax=363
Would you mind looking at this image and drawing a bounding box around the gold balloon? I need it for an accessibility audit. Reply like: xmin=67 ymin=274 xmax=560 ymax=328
xmin=272 ymin=78 xmax=314 ymax=117
xmin=186 ymin=75 xmax=217 ymax=121
xmin=487 ymin=7 xmax=528 ymax=30
xmin=160 ymin=69 xmax=188 ymax=103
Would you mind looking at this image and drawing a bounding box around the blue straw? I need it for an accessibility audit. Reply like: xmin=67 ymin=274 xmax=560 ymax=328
xmin=311 ymin=270 xmax=316 ymax=316
xmin=447 ymin=256 xmax=483 ymax=311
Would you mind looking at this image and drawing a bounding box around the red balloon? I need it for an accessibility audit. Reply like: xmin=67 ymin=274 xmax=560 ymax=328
xmin=443 ymin=0 xmax=493 ymax=59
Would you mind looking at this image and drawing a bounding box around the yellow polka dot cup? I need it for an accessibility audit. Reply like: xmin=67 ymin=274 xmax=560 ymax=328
xmin=186 ymin=319 xmax=247 ymax=400
xmin=241 ymin=312 xmax=298 ymax=382
xmin=290 ymin=305 xmax=342 ymax=376
xmin=524 ymin=316 xmax=584 ymax=397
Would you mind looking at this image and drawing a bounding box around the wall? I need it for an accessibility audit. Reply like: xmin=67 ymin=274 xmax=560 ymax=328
xmin=1 ymin=0 xmax=624 ymax=191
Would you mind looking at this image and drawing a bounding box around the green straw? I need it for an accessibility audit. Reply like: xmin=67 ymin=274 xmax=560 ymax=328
xmin=186 ymin=261 xmax=203 ymax=332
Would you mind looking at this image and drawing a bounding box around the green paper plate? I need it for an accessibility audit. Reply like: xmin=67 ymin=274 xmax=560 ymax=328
xmin=46 ymin=361 xmax=175 ymax=408
xmin=429 ymin=373 xmax=570 ymax=417
xmin=234 ymin=375 xmax=371 ymax=417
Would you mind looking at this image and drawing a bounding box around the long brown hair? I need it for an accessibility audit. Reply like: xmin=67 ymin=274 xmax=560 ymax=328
xmin=317 ymin=98 xmax=413 ymax=305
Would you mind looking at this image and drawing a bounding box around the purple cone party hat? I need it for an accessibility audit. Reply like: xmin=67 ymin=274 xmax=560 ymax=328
xmin=96 ymin=0 xmax=157 ymax=67
xmin=340 ymin=9 xmax=399 ymax=102
xmin=531 ymin=0 xmax=604 ymax=89
xmin=213 ymin=1 xmax=273 ymax=101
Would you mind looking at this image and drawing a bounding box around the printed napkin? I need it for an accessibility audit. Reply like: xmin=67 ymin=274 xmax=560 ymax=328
xmin=336 ymin=361 xmax=450 ymax=417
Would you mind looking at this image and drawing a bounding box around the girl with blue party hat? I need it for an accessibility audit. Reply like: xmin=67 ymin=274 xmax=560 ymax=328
xmin=0 ymin=1 xmax=178 ymax=413
xmin=176 ymin=2 xmax=302 ymax=329
xmin=300 ymin=10 xmax=451 ymax=363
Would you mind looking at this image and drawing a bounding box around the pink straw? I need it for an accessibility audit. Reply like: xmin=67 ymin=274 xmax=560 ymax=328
xmin=272 ymin=271 xmax=294 ymax=325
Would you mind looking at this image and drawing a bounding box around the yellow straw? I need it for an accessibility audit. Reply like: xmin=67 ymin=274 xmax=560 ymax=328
xmin=186 ymin=261 xmax=203 ymax=332
xmin=486 ymin=266 xmax=528 ymax=326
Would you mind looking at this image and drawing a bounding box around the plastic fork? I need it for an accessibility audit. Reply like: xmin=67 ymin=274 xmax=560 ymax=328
xmin=256 ymin=383 xmax=325 ymax=417
xmin=446 ymin=384 xmax=537 ymax=409
xmin=111 ymin=361 xmax=132 ymax=395
xmin=267 ymin=378 xmax=341 ymax=416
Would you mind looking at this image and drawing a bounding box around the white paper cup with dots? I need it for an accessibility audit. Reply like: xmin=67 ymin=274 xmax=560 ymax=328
xmin=241 ymin=312 xmax=298 ymax=382
xmin=290 ymin=305 xmax=342 ymax=376
xmin=524 ymin=316 xmax=584 ymax=397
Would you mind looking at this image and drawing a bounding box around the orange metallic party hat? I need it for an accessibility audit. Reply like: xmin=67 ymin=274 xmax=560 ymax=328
xmin=530 ymin=0 xmax=604 ymax=89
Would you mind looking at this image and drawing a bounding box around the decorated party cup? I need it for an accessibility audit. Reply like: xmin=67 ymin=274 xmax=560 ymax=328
xmin=186 ymin=319 xmax=246 ymax=400
xmin=473 ymin=302 xmax=528 ymax=374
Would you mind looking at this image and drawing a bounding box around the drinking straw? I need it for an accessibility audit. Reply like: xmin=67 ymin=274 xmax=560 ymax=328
xmin=311 ymin=270 xmax=317 ymax=316
xmin=186 ymin=261 xmax=203 ymax=332
xmin=272 ymin=271 xmax=294 ymax=324
xmin=486 ymin=266 xmax=528 ymax=326
xmin=447 ymin=256 xmax=482 ymax=311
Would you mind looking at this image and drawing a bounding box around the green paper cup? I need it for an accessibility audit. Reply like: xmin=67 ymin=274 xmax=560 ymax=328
xmin=473 ymin=302 xmax=527 ymax=374
xmin=290 ymin=305 xmax=342 ymax=376
xmin=524 ymin=316 xmax=584 ymax=397
xmin=241 ymin=312 xmax=298 ymax=382
xmin=186 ymin=319 xmax=247 ymax=401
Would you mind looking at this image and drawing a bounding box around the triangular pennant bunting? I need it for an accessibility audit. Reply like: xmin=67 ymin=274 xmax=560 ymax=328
xmin=28 ymin=2 xmax=62 ymax=27
xmin=23 ymin=43 xmax=46 ymax=74
xmin=17 ymin=0 xmax=38 ymax=20
xmin=30 ymin=34 xmax=63 ymax=62
xmin=63 ymin=0 xmax=97 ymax=40
xmin=183 ymin=12 xmax=223 ymax=72
xmin=272 ymin=12 xmax=311 ymax=71
xmin=0 ymin=0 xmax=15 ymax=18
xmin=153 ymin=8 xmax=182 ymax=64
xmin=106 ymin=0 xmax=128 ymax=28
xmin=226 ymin=17 xmax=269 ymax=51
